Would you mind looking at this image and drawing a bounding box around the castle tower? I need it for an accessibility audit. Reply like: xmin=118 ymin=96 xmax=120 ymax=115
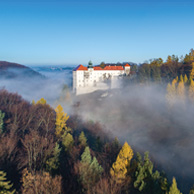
xmin=124 ymin=64 xmax=130 ymax=75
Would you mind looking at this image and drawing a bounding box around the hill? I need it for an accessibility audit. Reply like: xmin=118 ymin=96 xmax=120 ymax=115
xmin=0 ymin=61 xmax=44 ymax=79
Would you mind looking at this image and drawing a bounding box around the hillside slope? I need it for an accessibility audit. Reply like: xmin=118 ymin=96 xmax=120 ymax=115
xmin=0 ymin=61 xmax=44 ymax=79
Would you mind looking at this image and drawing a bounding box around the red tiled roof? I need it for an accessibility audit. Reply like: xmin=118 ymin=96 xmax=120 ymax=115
xmin=74 ymin=65 xmax=88 ymax=71
xmin=125 ymin=63 xmax=130 ymax=66
xmin=93 ymin=66 xmax=103 ymax=70
xmin=104 ymin=66 xmax=124 ymax=70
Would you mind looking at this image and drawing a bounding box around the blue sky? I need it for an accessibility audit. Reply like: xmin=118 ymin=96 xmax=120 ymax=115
xmin=0 ymin=0 xmax=194 ymax=66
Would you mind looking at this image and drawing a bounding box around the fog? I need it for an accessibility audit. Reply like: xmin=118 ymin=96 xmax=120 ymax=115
xmin=73 ymin=84 xmax=194 ymax=193
xmin=0 ymin=66 xmax=74 ymax=104
xmin=0 ymin=67 xmax=194 ymax=193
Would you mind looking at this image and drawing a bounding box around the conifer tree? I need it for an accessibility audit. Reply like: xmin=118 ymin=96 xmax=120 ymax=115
xmin=78 ymin=131 xmax=87 ymax=147
xmin=134 ymin=152 xmax=164 ymax=193
xmin=0 ymin=171 xmax=15 ymax=194
xmin=81 ymin=146 xmax=92 ymax=164
xmin=110 ymin=142 xmax=133 ymax=183
xmin=0 ymin=110 xmax=5 ymax=134
xmin=79 ymin=146 xmax=103 ymax=191
xmin=62 ymin=132 xmax=74 ymax=151
xmin=168 ymin=177 xmax=182 ymax=194
xmin=46 ymin=143 xmax=61 ymax=173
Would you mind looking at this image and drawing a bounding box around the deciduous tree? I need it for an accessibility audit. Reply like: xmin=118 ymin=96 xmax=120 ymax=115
xmin=55 ymin=104 xmax=69 ymax=138
xmin=168 ymin=177 xmax=182 ymax=194
xmin=110 ymin=142 xmax=133 ymax=183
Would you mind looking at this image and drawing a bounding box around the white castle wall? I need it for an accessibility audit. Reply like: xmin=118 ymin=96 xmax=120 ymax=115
xmin=73 ymin=66 xmax=130 ymax=95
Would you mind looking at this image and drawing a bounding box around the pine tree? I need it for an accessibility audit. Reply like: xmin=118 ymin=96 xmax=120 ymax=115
xmin=81 ymin=146 xmax=92 ymax=164
xmin=0 ymin=171 xmax=15 ymax=194
xmin=46 ymin=143 xmax=61 ymax=173
xmin=55 ymin=104 xmax=69 ymax=138
xmin=62 ymin=132 xmax=74 ymax=151
xmin=79 ymin=146 xmax=103 ymax=191
xmin=168 ymin=177 xmax=182 ymax=194
xmin=78 ymin=131 xmax=87 ymax=147
xmin=134 ymin=152 xmax=164 ymax=193
xmin=110 ymin=142 xmax=133 ymax=183
xmin=0 ymin=110 xmax=5 ymax=134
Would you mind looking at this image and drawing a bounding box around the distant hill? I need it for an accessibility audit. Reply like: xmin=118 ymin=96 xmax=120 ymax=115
xmin=0 ymin=61 xmax=44 ymax=79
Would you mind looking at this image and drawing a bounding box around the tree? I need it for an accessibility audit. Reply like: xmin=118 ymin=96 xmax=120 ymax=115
xmin=21 ymin=131 xmax=55 ymax=173
xmin=78 ymin=131 xmax=87 ymax=147
xmin=0 ymin=110 xmax=5 ymax=134
xmin=99 ymin=62 xmax=105 ymax=69
xmin=183 ymin=74 xmax=188 ymax=84
xmin=78 ymin=146 xmax=103 ymax=192
xmin=36 ymin=98 xmax=47 ymax=105
xmin=110 ymin=142 xmax=133 ymax=183
xmin=168 ymin=177 xmax=182 ymax=194
xmin=62 ymin=132 xmax=74 ymax=151
xmin=189 ymin=79 xmax=194 ymax=103
xmin=189 ymin=62 xmax=194 ymax=80
xmin=0 ymin=171 xmax=15 ymax=194
xmin=55 ymin=104 xmax=69 ymax=138
xmin=21 ymin=169 xmax=62 ymax=194
xmin=190 ymin=185 xmax=194 ymax=194
xmin=166 ymin=56 xmax=172 ymax=64
xmin=177 ymin=77 xmax=185 ymax=102
xmin=46 ymin=143 xmax=61 ymax=174
xmin=134 ymin=152 xmax=165 ymax=193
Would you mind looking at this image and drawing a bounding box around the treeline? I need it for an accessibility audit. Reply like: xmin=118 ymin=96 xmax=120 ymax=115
xmin=136 ymin=49 xmax=194 ymax=83
xmin=0 ymin=89 xmax=193 ymax=194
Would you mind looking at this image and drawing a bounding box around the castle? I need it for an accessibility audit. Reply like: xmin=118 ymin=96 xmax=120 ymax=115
xmin=73 ymin=61 xmax=130 ymax=95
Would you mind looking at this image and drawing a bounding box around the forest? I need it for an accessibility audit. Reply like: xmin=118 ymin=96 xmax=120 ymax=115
xmin=1 ymin=49 xmax=194 ymax=194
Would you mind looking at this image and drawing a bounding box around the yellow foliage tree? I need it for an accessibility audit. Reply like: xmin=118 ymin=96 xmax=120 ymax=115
xmin=189 ymin=79 xmax=194 ymax=103
xmin=166 ymin=80 xmax=177 ymax=107
xmin=166 ymin=55 xmax=172 ymax=64
xmin=36 ymin=98 xmax=47 ymax=105
xmin=177 ymin=78 xmax=185 ymax=102
xmin=55 ymin=104 xmax=69 ymax=138
xmin=110 ymin=142 xmax=133 ymax=183
xmin=183 ymin=74 xmax=188 ymax=84
xmin=190 ymin=62 xmax=194 ymax=80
